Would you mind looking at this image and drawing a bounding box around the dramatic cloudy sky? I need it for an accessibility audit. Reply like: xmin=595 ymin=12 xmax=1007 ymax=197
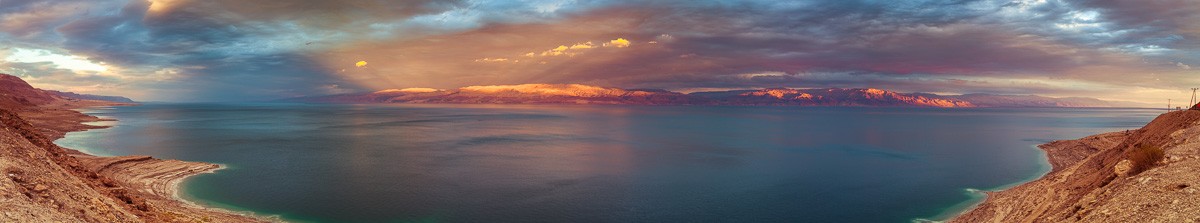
xmin=1 ymin=0 xmax=1197 ymax=102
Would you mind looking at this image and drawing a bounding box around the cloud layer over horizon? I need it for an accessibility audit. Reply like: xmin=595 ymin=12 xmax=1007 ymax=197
xmin=1 ymin=0 xmax=1197 ymax=103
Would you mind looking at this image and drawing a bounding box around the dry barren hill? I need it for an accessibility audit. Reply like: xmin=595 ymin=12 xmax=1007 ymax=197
xmin=0 ymin=73 xmax=265 ymax=222
xmin=953 ymin=108 xmax=1200 ymax=222
xmin=0 ymin=74 xmax=59 ymax=107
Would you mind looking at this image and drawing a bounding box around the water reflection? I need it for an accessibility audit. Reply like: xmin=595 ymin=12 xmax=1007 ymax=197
xmin=56 ymin=104 xmax=1160 ymax=222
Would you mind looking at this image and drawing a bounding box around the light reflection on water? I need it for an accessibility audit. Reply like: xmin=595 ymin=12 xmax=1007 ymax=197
xmin=55 ymin=104 xmax=1159 ymax=222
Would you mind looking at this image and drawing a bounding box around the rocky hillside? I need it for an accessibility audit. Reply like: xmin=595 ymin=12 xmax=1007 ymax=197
xmin=0 ymin=73 xmax=262 ymax=222
xmin=46 ymin=90 xmax=135 ymax=103
xmin=952 ymin=109 xmax=1200 ymax=222
xmin=292 ymin=84 xmax=1141 ymax=108
xmin=0 ymin=74 xmax=60 ymax=107
xmin=0 ymin=74 xmax=135 ymax=108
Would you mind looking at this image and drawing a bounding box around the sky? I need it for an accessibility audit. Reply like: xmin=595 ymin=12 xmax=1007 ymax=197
xmin=0 ymin=0 xmax=1197 ymax=103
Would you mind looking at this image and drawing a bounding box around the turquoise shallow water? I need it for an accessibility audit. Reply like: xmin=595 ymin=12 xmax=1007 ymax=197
xmin=55 ymin=103 xmax=1159 ymax=222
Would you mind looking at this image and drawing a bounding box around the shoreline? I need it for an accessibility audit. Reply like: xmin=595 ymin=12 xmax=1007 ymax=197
xmin=916 ymin=144 xmax=1057 ymax=222
xmin=170 ymin=165 xmax=291 ymax=222
xmin=945 ymin=131 xmax=1128 ymax=222
xmin=17 ymin=101 xmax=1173 ymax=222
xmin=949 ymin=110 xmax=1200 ymax=222
xmin=64 ymin=107 xmax=284 ymax=222
xmin=24 ymin=101 xmax=272 ymax=222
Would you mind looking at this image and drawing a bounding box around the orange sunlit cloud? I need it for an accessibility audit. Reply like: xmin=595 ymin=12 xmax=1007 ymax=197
xmin=570 ymin=42 xmax=595 ymax=49
xmin=302 ymin=5 xmax=1200 ymax=105
xmin=474 ymin=58 xmax=515 ymax=63
xmin=604 ymin=38 xmax=631 ymax=48
xmin=4 ymin=0 xmax=1199 ymax=102
xmin=475 ymin=38 xmax=636 ymax=63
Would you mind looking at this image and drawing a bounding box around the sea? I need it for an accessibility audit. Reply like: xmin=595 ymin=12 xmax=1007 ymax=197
xmin=54 ymin=103 xmax=1160 ymax=222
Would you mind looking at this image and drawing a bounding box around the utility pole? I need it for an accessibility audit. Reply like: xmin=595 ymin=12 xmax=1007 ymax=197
xmin=1191 ymin=88 xmax=1198 ymax=108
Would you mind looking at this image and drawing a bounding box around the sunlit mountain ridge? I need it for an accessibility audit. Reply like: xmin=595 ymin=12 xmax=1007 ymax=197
xmin=290 ymin=83 xmax=1149 ymax=108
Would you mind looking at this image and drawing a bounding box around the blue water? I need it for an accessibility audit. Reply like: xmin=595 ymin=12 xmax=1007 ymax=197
xmin=55 ymin=103 xmax=1159 ymax=222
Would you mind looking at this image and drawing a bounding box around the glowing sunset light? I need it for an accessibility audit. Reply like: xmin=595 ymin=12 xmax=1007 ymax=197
xmin=4 ymin=48 xmax=108 ymax=72
xmin=460 ymin=84 xmax=631 ymax=97
xmin=374 ymin=88 xmax=441 ymax=93
xmin=0 ymin=0 xmax=1195 ymax=103
xmin=605 ymin=38 xmax=631 ymax=48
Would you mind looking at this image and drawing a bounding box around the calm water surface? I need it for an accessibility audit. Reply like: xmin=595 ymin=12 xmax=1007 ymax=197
xmin=56 ymin=103 xmax=1159 ymax=222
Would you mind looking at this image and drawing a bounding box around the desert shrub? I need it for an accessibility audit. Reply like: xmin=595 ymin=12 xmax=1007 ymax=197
xmin=1127 ymin=144 xmax=1164 ymax=174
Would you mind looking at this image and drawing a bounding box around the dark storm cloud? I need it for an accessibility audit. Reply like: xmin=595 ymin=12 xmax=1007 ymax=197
xmin=37 ymin=0 xmax=350 ymax=101
xmin=1 ymin=0 xmax=1196 ymax=102
xmin=3 ymin=0 xmax=624 ymax=101
xmin=1066 ymin=0 xmax=1200 ymax=48
xmin=352 ymin=0 xmax=1154 ymax=92
xmin=622 ymin=0 xmax=1110 ymax=73
xmin=539 ymin=0 xmax=1197 ymax=98
xmin=27 ymin=0 xmax=469 ymax=101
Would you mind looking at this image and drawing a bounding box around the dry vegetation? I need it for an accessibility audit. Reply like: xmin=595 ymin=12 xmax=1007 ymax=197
xmin=1127 ymin=144 xmax=1164 ymax=174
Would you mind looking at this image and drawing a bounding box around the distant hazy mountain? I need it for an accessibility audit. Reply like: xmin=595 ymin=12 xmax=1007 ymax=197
xmin=948 ymin=94 xmax=1151 ymax=108
xmin=288 ymin=83 xmax=1148 ymax=108
xmin=46 ymin=90 xmax=136 ymax=103
xmin=0 ymin=74 xmax=135 ymax=107
xmin=690 ymin=88 xmax=974 ymax=107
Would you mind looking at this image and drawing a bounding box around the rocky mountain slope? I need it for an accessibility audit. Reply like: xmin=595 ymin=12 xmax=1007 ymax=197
xmin=291 ymin=84 xmax=1142 ymax=108
xmin=0 ymin=74 xmax=60 ymax=107
xmin=46 ymin=90 xmax=136 ymax=103
xmin=952 ymin=108 xmax=1200 ymax=222
xmin=0 ymin=74 xmax=135 ymax=107
xmin=0 ymin=74 xmax=264 ymax=222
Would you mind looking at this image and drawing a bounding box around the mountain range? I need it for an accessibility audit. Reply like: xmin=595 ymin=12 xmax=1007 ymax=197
xmin=0 ymin=72 xmax=1146 ymax=108
xmin=289 ymin=83 xmax=1151 ymax=108
xmin=0 ymin=74 xmax=136 ymax=108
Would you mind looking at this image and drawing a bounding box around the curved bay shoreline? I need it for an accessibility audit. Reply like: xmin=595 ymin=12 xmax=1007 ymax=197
xmin=1 ymin=100 xmax=269 ymax=222
xmin=15 ymin=100 xmax=1187 ymax=222
xmin=950 ymin=110 xmax=1200 ymax=222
